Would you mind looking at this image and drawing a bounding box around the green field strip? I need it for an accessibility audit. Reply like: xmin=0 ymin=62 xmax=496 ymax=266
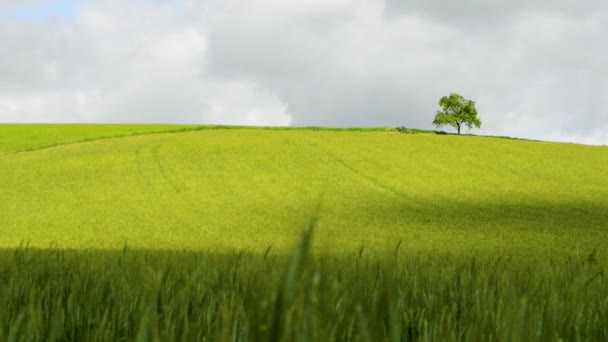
xmin=2 ymin=123 xmax=575 ymax=157
xmin=0 ymin=124 xmax=407 ymax=155
xmin=0 ymin=124 xmax=204 ymax=155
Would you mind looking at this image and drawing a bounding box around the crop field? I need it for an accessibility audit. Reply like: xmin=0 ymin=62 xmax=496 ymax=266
xmin=0 ymin=124 xmax=607 ymax=340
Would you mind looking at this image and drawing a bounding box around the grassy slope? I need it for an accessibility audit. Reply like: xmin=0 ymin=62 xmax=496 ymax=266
xmin=1 ymin=126 xmax=607 ymax=257
xmin=0 ymin=124 xmax=399 ymax=154
xmin=0 ymin=124 xmax=202 ymax=154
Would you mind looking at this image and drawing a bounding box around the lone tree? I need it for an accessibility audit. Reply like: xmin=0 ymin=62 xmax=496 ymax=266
xmin=433 ymin=93 xmax=481 ymax=135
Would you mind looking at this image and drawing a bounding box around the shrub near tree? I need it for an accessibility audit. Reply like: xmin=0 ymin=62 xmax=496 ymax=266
xmin=433 ymin=93 xmax=481 ymax=135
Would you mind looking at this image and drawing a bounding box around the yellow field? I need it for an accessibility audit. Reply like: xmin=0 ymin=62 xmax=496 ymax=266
xmin=1 ymin=126 xmax=606 ymax=257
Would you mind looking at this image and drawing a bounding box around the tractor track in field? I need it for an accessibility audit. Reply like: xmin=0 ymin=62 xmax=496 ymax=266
xmin=131 ymin=144 xmax=207 ymax=227
xmin=152 ymin=145 xmax=182 ymax=193
xmin=134 ymin=145 xmax=182 ymax=194
xmin=135 ymin=147 xmax=155 ymax=190
xmin=0 ymin=127 xmax=210 ymax=156
xmin=301 ymin=138 xmax=410 ymax=201
xmin=0 ymin=126 xmax=403 ymax=157
xmin=330 ymin=156 xmax=410 ymax=201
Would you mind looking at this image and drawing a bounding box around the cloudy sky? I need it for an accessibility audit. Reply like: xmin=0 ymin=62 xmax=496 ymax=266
xmin=0 ymin=0 xmax=606 ymax=145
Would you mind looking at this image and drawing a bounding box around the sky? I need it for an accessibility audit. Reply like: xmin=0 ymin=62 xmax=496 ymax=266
xmin=0 ymin=0 xmax=606 ymax=145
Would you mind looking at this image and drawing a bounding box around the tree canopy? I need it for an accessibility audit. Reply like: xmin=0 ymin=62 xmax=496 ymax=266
xmin=432 ymin=93 xmax=481 ymax=135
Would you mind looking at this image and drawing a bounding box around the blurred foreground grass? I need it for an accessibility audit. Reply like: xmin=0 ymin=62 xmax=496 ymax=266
xmin=1 ymin=231 xmax=606 ymax=341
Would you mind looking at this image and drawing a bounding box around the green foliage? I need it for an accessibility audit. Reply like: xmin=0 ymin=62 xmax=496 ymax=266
xmin=395 ymin=126 xmax=430 ymax=134
xmin=433 ymin=93 xmax=482 ymax=134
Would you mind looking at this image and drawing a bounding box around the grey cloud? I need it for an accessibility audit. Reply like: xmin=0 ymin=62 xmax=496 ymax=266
xmin=202 ymin=0 xmax=608 ymax=143
xmin=384 ymin=0 xmax=606 ymax=26
xmin=204 ymin=1 xmax=448 ymax=128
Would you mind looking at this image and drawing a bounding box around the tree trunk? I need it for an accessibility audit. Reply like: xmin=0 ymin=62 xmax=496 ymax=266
xmin=457 ymin=124 xmax=461 ymax=135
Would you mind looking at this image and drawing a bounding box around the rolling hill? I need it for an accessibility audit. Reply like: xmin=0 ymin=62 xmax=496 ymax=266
xmin=1 ymin=125 xmax=607 ymax=257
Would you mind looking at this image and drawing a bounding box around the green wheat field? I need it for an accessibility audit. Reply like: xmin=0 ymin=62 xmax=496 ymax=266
xmin=1 ymin=124 xmax=607 ymax=340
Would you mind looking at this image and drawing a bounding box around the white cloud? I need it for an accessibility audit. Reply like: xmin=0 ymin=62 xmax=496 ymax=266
xmin=0 ymin=0 xmax=606 ymax=144
xmin=0 ymin=0 xmax=291 ymax=125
